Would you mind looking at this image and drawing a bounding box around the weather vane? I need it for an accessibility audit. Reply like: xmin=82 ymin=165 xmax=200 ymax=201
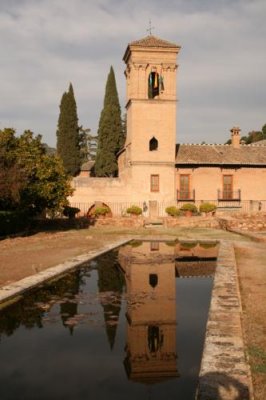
xmin=146 ymin=19 xmax=155 ymax=35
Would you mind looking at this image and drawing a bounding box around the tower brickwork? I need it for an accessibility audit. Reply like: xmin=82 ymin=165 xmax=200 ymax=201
xmin=120 ymin=35 xmax=181 ymax=206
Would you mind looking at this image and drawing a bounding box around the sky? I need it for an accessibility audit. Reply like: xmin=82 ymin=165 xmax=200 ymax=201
xmin=0 ymin=0 xmax=265 ymax=147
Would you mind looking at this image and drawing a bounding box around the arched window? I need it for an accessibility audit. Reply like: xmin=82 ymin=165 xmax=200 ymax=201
xmin=148 ymin=72 xmax=160 ymax=98
xmin=149 ymin=137 xmax=158 ymax=151
xmin=149 ymin=273 xmax=158 ymax=288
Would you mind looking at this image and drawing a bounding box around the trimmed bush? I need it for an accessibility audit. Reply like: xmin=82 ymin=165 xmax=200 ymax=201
xmin=63 ymin=206 xmax=80 ymax=219
xmin=180 ymin=203 xmax=198 ymax=213
xmin=126 ymin=205 xmax=142 ymax=215
xmin=165 ymin=206 xmax=180 ymax=217
xmin=199 ymin=202 xmax=217 ymax=214
xmin=92 ymin=206 xmax=110 ymax=217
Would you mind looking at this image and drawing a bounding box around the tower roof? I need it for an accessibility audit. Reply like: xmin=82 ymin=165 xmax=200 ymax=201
xmin=129 ymin=35 xmax=180 ymax=49
xmin=123 ymin=35 xmax=180 ymax=63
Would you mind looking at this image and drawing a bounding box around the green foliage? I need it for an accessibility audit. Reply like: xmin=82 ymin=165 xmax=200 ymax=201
xmin=63 ymin=206 xmax=80 ymax=219
xmin=94 ymin=66 xmax=123 ymax=177
xmin=0 ymin=128 xmax=73 ymax=216
xmin=126 ymin=205 xmax=142 ymax=215
xmin=180 ymin=241 xmax=197 ymax=249
xmin=180 ymin=203 xmax=198 ymax=213
xmin=130 ymin=240 xmax=143 ymax=247
xmin=200 ymin=242 xmax=217 ymax=249
xmin=199 ymin=202 xmax=217 ymax=214
xmin=165 ymin=206 xmax=180 ymax=217
xmin=0 ymin=128 xmax=26 ymax=209
xmin=0 ymin=210 xmax=30 ymax=236
xmin=56 ymin=83 xmax=82 ymax=176
xmin=92 ymin=206 xmax=110 ymax=217
xmin=249 ymin=345 xmax=266 ymax=374
xmin=240 ymin=126 xmax=266 ymax=144
xmin=79 ymin=127 xmax=98 ymax=162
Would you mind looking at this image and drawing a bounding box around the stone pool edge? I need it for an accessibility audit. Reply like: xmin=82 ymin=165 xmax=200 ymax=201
xmin=0 ymin=237 xmax=131 ymax=309
xmin=196 ymin=240 xmax=254 ymax=400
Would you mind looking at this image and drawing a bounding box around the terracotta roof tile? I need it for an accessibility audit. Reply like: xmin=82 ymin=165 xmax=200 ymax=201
xmin=176 ymin=144 xmax=266 ymax=166
xmin=129 ymin=35 xmax=180 ymax=49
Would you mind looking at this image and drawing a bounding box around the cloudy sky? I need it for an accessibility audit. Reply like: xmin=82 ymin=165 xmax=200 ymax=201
xmin=0 ymin=0 xmax=265 ymax=146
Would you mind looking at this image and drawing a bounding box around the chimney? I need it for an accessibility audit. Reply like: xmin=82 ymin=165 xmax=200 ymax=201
xmin=230 ymin=126 xmax=241 ymax=148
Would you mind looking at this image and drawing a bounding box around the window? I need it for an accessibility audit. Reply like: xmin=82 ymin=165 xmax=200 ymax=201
xmin=149 ymin=137 xmax=158 ymax=151
xmin=223 ymin=175 xmax=233 ymax=199
xmin=148 ymin=72 xmax=159 ymax=98
xmin=179 ymin=175 xmax=190 ymax=200
xmin=150 ymin=241 xmax=159 ymax=251
xmin=151 ymin=174 xmax=159 ymax=192
xmin=149 ymin=274 xmax=158 ymax=288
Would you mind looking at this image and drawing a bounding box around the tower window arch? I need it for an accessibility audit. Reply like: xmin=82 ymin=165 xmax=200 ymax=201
xmin=149 ymin=137 xmax=158 ymax=151
xmin=148 ymin=72 xmax=159 ymax=98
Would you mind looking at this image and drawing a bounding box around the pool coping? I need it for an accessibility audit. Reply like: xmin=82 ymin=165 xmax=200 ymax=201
xmin=0 ymin=237 xmax=131 ymax=308
xmin=196 ymin=240 xmax=254 ymax=400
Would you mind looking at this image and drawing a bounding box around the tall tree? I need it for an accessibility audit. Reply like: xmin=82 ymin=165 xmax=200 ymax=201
xmin=56 ymin=83 xmax=81 ymax=176
xmin=94 ymin=67 xmax=123 ymax=177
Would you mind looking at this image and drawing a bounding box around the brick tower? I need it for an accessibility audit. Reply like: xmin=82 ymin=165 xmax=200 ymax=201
xmin=119 ymin=35 xmax=181 ymax=214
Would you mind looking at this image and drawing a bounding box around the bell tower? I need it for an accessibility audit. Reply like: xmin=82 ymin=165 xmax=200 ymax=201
xmin=122 ymin=35 xmax=181 ymax=205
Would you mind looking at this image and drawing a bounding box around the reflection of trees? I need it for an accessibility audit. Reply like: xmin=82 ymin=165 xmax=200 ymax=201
xmin=0 ymin=271 xmax=83 ymax=340
xmin=59 ymin=272 xmax=81 ymax=335
xmin=97 ymin=250 xmax=125 ymax=349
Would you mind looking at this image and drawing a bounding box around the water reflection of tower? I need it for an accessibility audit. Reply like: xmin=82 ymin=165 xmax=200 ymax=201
xmin=119 ymin=241 xmax=179 ymax=384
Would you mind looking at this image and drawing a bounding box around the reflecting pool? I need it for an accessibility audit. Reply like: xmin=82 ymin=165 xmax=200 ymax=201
xmin=0 ymin=240 xmax=218 ymax=400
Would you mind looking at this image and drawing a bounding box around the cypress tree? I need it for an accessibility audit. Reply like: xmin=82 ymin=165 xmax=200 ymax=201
xmin=94 ymin=66 xmax=123 ymax=177
xmin=56 ymin=83 xmax=81 ymax=176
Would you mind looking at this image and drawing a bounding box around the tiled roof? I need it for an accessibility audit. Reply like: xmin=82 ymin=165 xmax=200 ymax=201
xmin=129 ymin=35 xmax=180 ymax=49
xmin=175 ymin=144 xmax=266 ymax=166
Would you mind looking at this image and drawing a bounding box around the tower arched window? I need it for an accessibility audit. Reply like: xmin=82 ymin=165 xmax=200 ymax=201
xmin=148 ymin=72 xmax=160 ymax=98
xmin=149 ymin=137 xmax=158 ymax=151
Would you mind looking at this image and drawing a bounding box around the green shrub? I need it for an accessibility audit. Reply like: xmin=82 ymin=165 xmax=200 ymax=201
xmin=63 ymin=206 xmax=80 ymax=219
xmin=199 ymin=202 xmax=217 ymax=214
xmin=180 ymin=203 xmax=198 ymax=213
xmin=130 ymin=240 xmax=143 ymax=247
xmin=165 ymin=206 xmax=180 ymax=217
xmin=200 ymin=242 xmax=218 ymax=249
xmin=126 ymin=205 xmax=142 ymax=215
xmin=92 ymin=206 xmax=110 ymax=217
xmin=0 ymin=210 xmax=30 ymax=236
xmin=180 ymin=241 xmax=197 ymax=249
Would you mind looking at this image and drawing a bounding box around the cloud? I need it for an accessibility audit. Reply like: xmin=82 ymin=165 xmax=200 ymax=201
xmin=0 ymin=0 xmax=265 ymax=146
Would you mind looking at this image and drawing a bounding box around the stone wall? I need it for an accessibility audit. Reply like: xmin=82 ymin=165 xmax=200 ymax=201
xmin=165 ymin=216 xmax=220 ymax=229
xmin=219 ymin=213 xmax=266 ymax=231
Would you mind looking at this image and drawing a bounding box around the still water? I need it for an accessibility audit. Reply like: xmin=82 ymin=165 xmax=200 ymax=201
xmin=0 ymin=240 xmax=217 ymax=400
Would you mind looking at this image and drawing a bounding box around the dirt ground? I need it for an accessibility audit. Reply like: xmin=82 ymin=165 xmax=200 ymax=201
xmin=234 ymin=242 xmax=266 ymax=400
xmin=0 ymin=226 xmax=265 ymax=398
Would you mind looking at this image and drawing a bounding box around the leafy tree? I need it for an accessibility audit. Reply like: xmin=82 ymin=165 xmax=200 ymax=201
xmin=79 ymin=127 xmax=98 ymax=162
xmin=94 ymin=66 xmax=123 ymax=177
xmin=0 ymin=128 xmax=73 ymax=215
xmin=56 ymin=83 xmax=81 ymax=176
xmin=0 ymin=129 xmax=26 ymax=209
xmin=121 ymin=112 xmax=127 ymax=148
xmin=262 ymin=124 xmax=266 ymax=139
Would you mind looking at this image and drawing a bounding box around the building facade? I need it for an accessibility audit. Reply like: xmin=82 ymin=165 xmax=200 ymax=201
xmin=71 ymin=35 xmax=266 ymax=216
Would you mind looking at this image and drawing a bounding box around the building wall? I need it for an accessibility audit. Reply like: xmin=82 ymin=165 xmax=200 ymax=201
xmin=176 ymin=166 xmax=266 ymax=201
